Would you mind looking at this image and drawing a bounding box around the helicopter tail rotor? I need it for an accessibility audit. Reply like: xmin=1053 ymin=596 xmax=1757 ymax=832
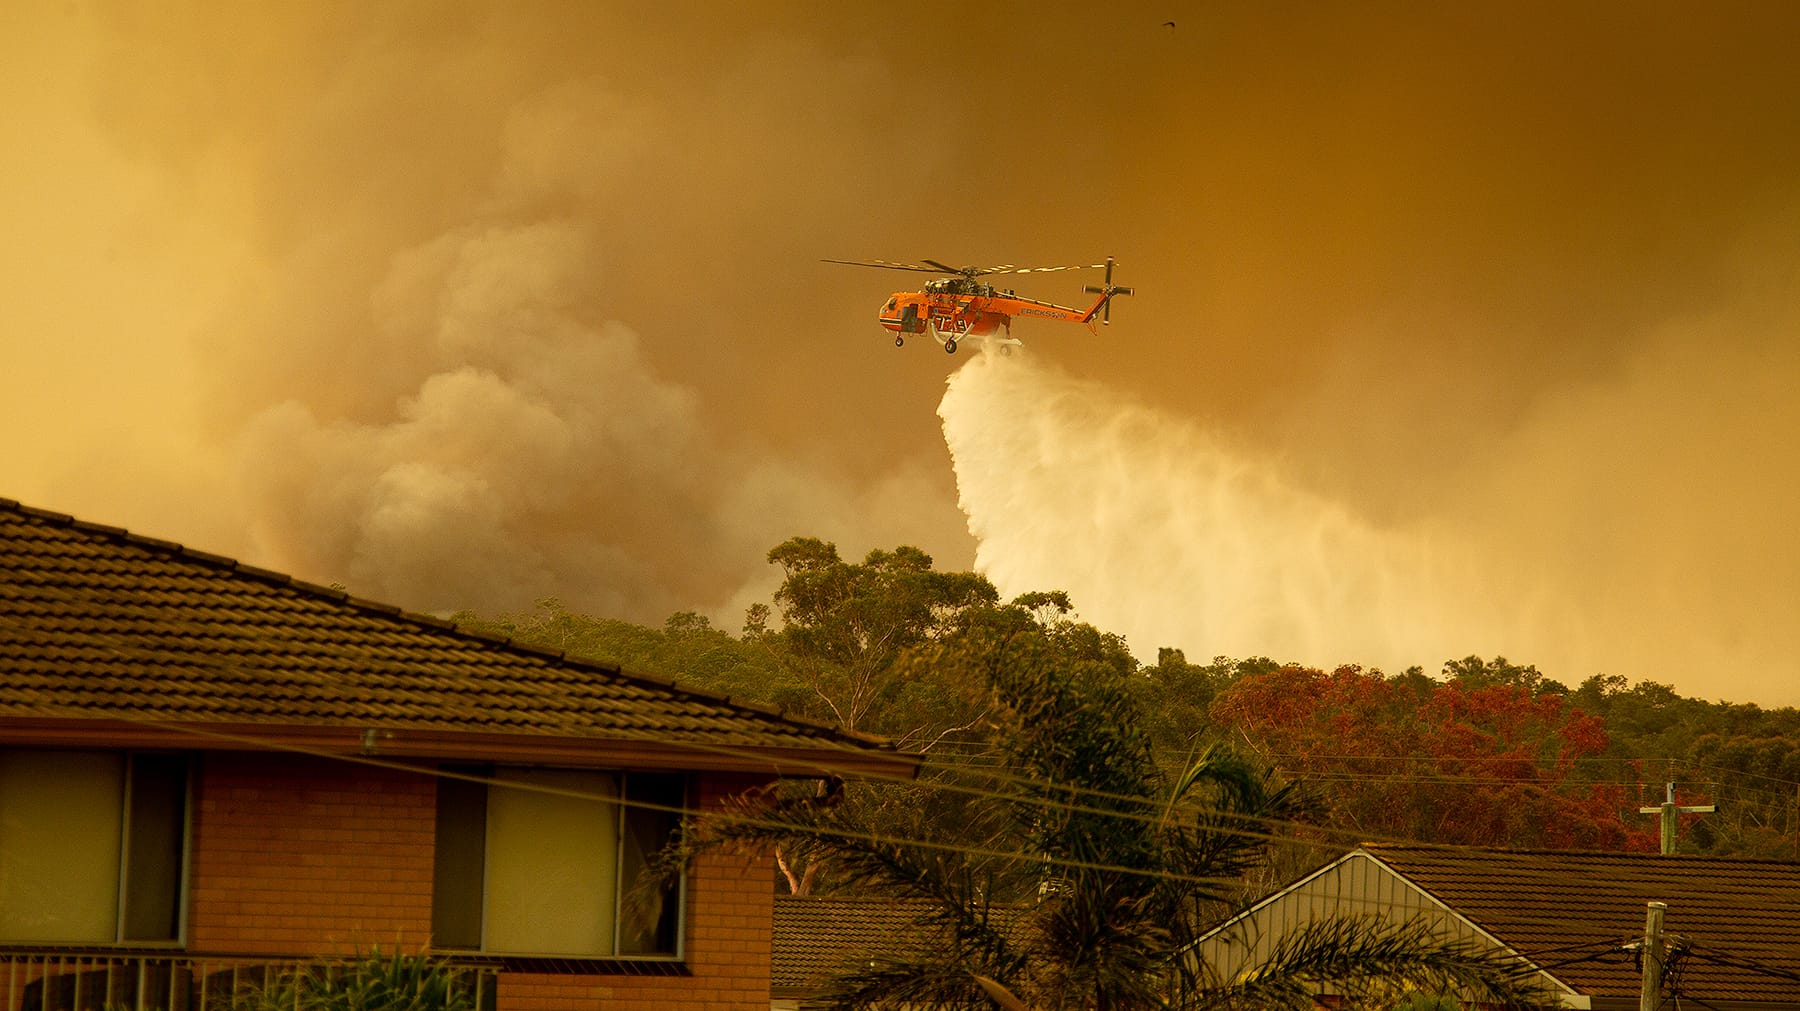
xmin=1083 ymin=256 xmax=1133 ymax=324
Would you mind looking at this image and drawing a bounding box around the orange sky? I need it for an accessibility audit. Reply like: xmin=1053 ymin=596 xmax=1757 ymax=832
xmin=5 ymin=2 xmax=1798 ymax=703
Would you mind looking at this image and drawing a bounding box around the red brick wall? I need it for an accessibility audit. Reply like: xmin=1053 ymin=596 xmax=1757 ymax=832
xmin=188 ymin=752 xmax=436 ymax=953
xmin=187 ymin=754 xmax=778 ymax=1010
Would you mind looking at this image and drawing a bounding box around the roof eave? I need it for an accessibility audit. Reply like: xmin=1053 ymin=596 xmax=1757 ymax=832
xmin=0 ymin=716 xmax=924 ymax=781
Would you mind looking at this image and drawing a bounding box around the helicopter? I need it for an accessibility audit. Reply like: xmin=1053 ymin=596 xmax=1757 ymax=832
xmin=823 ymin=256 xmax=1133 ymax=354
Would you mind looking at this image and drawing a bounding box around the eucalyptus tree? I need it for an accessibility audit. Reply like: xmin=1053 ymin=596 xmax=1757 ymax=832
xmin=668 ymin=598 xmax=1544 ymax=1011
xmin=752 ymin=536 xmax=999 ymax=740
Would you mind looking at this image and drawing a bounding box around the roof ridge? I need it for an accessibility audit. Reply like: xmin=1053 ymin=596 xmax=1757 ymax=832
xmin=1362 ymin=841 xmax=1800 ymax=865
xmin=0 ymin=495 xmax=905 ymax=755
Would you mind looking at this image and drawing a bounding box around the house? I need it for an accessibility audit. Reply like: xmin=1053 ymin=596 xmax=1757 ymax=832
xmin=1193 ymin=842 xmax=1800 ymax=1011
xmin=0 ymin=497 xmax=920 ymax=1011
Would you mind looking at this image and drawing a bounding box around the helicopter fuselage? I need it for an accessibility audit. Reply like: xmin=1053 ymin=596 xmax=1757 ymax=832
xmin=878 ymin=289 xmax=1113 ymax=347
xmin=825 ymin=255 xmax=1132 ymax=354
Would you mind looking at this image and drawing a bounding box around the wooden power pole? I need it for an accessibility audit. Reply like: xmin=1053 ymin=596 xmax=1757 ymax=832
xmin=1640 ymin=901 xmax=1667 ymax=1011
xmin=1638 ymin=782 xmax=1716 ymax=855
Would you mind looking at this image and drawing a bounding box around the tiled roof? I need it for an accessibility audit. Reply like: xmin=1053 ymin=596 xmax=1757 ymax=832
xmin=772 ymin=895 xmax=1023 ymax=995
xmin=1364 ymin=843 xmax=1800 ymax=1004
xmin=774 ymin=892 xmax=1029 ymax=985
xmin=772 ymin=896 xmax=942 ymax=992
xmin=0 ymin=498 xmax=916 ymax=775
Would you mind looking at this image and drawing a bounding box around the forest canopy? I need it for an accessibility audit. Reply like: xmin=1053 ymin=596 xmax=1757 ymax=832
xmin=456 ymin=536 xmax=1800 ymax=860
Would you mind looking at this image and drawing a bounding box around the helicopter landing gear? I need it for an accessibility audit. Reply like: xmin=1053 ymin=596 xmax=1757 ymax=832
xmin=894 ymin=335 xmax=905 ymax=348
xmin=943 ymin=338 xmax=957 ymax=354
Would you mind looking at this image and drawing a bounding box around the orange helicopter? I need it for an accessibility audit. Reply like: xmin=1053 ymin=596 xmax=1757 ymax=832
xmin=824 ymin=256 xmax=1133 ymax=354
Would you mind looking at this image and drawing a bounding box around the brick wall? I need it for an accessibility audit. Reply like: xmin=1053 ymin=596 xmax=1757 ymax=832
xmin=685 ymin=773 xmax=778 ymax=998
xmin=186 ymin=754 xmax=778 ymax=1010
xmin=188 ymin=752 xmax=437 ymax=953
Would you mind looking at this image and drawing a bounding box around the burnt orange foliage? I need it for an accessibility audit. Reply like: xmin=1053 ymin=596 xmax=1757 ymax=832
xmin=1210 ymin=665 xmax=1657 ymax=850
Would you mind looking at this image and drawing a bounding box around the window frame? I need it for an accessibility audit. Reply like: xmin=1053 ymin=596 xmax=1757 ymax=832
xmin=0 ymin=748 xmax=192 ymax=947
xmin=432 ymin=765 xmax=688 ymax=962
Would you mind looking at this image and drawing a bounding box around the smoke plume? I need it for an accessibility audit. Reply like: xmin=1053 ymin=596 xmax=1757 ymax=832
xmin=11 ymin=4 xmax=1800 ymax=704
xmin=940 ymin=335 xmax=1800 ymax=705
xmin=28 ymin=5 xmax=972 ymax=626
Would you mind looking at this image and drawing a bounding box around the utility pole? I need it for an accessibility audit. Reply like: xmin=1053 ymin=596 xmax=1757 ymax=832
xmin=1638 ymin=782 xmax=1716 ymax=854
xmin=1640 ymin=901 xmax=1667 ymax=1011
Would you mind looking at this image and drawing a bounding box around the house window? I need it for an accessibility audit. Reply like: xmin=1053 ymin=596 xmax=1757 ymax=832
xmin=0 ymin=750 xmax=189 ymax=944
xmin=432 ymin=768 xmax=685 ymax=958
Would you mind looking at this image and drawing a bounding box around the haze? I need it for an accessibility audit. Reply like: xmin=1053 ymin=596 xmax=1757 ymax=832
xmin=5 ymin=2 xmax=1797 ymax=705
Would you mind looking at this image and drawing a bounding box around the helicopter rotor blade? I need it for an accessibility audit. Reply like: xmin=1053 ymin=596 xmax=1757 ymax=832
xmin=822 ymin=258 xmax=956 ymax=274
xmin=825 ymin=256 xmax=1117 ymax=280
xmin=984 ymin=262 xmax=1109 ymax=276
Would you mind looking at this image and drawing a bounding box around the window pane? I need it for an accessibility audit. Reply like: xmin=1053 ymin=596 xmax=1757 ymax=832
xmin=618 ymin=773 xmax=685 ymax=956
xmin=484 ymin=769 xmax=619 ymax=955
xmin=123 ymin=754 xmax=188 ymax=942
xmin=431 ymin=769 xmax=488 ymax=950
xmin=0 ymin=750 xmax=124 ymax=943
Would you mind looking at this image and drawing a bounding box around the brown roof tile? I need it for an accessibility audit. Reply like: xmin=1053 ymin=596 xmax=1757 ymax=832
xmin=1364 ymin=843 xmax=1800 ymax=1003
xmin=773 ymin=896 xmax=941 ymax=991
xmin=0 ymin=498 xmax=918 ymax=777
xmin=772 ymin=896 xmax=1025 ymax=995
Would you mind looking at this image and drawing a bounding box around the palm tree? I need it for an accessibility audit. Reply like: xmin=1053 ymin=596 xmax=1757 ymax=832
xmin=667 ymin=600 xmax=1546 ymax=1011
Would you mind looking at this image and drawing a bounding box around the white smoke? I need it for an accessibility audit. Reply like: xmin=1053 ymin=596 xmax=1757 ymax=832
xmin=178 ymin=57 xmax=973 ymax=628
xmin=937 ymin=343 xmax=1799 ymax=702
xmin=232 ymin=217 xmax=963 ymax=623
xmin=233 ymin=220 xmax=721 ymax=617
xmin=938 ymin=350 xmax=1512 ymax=671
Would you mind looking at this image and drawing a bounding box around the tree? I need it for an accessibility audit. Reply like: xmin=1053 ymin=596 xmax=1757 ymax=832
xmin=1210 ymin=663 xmax=1653 ymax=851
xmin=739 ymin=538 xmax=1002 ymax=894
xmin=758 ymin=537 xmax=999 ymax=738
xmin=664 ymin=603 xmax=1545 ymax=1011
xmin=1566 ymin=673 xmax=1800 ymax=856
xmin=1414 ymin=679 xmax=1641 ymax=849
xmin=1131 ymin=650 xmax=1278 ymax=759
xmin=1440 ymin=655 xmax=1568 ymax=697
xmin=1685 ymin=731 xmax=1800 ymax=856
xmin=450 ymin=598 xmax=793 ymax=703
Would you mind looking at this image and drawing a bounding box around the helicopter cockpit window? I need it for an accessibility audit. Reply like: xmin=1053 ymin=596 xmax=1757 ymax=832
xmin=884 ymin=298 xmax=897 ymax=312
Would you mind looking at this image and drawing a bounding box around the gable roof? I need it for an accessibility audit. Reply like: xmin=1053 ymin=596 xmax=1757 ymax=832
xmin=1202 ymin=843 xmax=1800 ymax=1007
xmin=0 ymin=498 xmax=918 ymax=778
xmin=1363 ymin=843 xmax=1800 ymax=1006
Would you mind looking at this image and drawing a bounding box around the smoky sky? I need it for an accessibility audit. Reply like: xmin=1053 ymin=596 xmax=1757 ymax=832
xmin=5 ymin=2 xmax=1799 ymax=703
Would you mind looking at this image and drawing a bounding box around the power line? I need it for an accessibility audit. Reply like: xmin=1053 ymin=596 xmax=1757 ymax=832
xmin=0 ymin=571 xmax=1413 ymax=852
xmin=0 ymin=595 xmax=1767 ymax=874
xmin=1681 ymin=945 xmax=1800 ymax=985
xmin=0 ymin=631 xmax=1767 ymax=893
xmin=15 ymin=685 xmax=1800 ymax=948
xmin=8 ymin=569 xmax=1800 ymax=933
xmin=8 ymin=536 xmax=1796 ymax=844
xmin=0 ymin=596 xmax=1368 ymax=858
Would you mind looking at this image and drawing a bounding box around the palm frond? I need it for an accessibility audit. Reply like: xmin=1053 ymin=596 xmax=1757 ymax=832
xmin=803 ymin=953 xmax=1025 ymax=1010
xmin=1201 ymin=914 xmax=1549 ymax=1011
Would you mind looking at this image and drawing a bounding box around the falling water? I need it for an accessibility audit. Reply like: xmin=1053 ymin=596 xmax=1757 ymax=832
xmin=937 ymin=348 xmax=1563 ymax=672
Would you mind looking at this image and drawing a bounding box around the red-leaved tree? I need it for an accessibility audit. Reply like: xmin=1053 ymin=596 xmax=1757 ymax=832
xmin=1210 ymin=664 xmax=1656 ymax=850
